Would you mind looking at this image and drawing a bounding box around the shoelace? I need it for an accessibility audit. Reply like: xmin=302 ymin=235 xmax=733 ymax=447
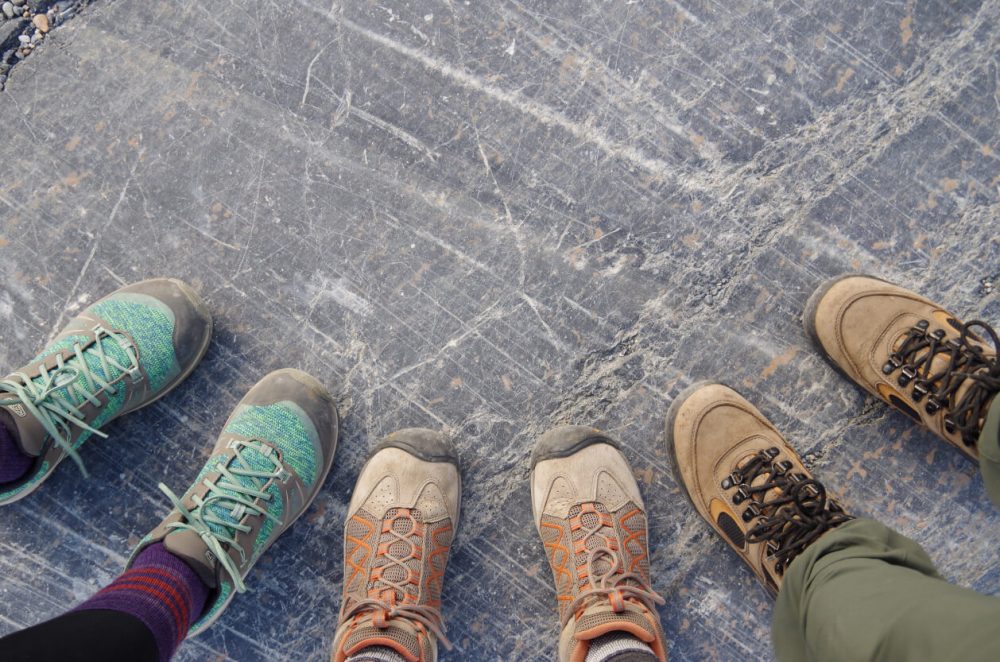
xmin=158 ymin=439 xmax=285 ymax=593
xmin=883 ymin=319 xmax=1000 ymax=447
xmin=725 ymin=448 xmax=852 ymax=575
xmin=341 ymin=599 xmax=450 ymax=649
xmin=563 ymin=505 xmax=665 ymax=627
xmin=342 ymin=509 xmax=451 ymax=650
xmin=0 ymin=325 xmax=140 ymax=476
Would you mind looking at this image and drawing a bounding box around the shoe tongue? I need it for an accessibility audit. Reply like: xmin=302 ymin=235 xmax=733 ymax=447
xmin=346 ymin=618 xmax=423 ymax=661
xmin=573 ymin=603 xmax=657 ymax=644
xmin=163 ymin=529 xmax=220 ymax=589
xmin=0 ymin=405 xmax=47 ymax=456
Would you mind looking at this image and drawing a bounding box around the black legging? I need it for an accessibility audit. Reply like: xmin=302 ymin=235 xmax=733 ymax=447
xmin=0 ymin=609 xmax=157 ymax=661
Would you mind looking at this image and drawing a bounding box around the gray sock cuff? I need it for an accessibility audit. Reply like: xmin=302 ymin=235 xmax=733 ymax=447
xmin=585 ymin=632 xmax=658 ymax=662
xmin=346 ymin=646 xmax=409 ymax=662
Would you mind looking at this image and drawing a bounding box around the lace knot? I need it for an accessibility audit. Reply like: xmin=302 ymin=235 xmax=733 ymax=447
xmin=728 ymin=448 xmax=853 ymax=575
xmin=886 ymin=319 xmax=1000 ymax=447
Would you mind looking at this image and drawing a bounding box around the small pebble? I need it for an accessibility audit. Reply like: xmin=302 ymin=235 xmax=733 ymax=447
xmin=11 ymin=0 xmax=24 ymax=6
xmin=32 ymin=13 xmax=47 ymax=32
xmin=1 ymin=3 xmax=14 ymax=19
xmin=17 ymin=34 xmax=29 ymax=43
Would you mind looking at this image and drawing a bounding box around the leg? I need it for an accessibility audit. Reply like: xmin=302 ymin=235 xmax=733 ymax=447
xmin=0 ymin=542 xmax=206 ymax=662
xmin=0 ymin=610 xmax=157 ymax=662
xmin=773 ymin=518 xmax=1000 ymax=662
xmin=978 ymin=397 xmax=1000 ymax=509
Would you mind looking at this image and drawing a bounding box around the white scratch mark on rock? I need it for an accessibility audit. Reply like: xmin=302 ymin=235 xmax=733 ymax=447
xmin=298 ymin=0 xmax=701 ymax=187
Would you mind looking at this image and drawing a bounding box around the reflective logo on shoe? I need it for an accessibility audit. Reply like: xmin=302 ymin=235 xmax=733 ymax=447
xmin=9 ymin=404 xmax=26 ymax=418
xmin=877 ymin=383 xmax=921 ymax=423
xmin=710 ymin=498 xmax=746 ymax=550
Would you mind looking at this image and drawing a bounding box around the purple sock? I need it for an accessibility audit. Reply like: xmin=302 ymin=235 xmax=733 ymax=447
xmin=74 ymin=543 xmax=210 ymax=662
xmin=0 ymin=419 xmax=33 ymax=484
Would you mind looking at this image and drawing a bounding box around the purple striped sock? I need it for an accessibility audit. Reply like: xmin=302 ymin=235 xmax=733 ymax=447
xmin=74 ymin=543 xmax=210 ymax=662
xmin=0 ymin=418 xmax=32 ymax=484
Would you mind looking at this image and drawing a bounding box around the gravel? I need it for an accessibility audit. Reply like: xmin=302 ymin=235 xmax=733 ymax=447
xmin=0 ymin=0 xmax=90 ymax=90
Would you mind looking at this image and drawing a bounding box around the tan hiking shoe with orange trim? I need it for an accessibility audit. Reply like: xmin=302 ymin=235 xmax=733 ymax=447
xmin=330 ymin=429 xmax=460 ymax=662
xmin=666 ymin=383 xmax=852 ymax=595
xmin=531 ymin=426 xmax=668 ymax=662
xmin=805 ymin=275 xmax=1000 ymax=461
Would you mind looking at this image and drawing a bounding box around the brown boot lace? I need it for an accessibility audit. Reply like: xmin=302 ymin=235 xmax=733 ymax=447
xmin=723 ymin=448 xmax=853 ymax=575
xmin=883 ymin=319 xmax=1000 ymax=447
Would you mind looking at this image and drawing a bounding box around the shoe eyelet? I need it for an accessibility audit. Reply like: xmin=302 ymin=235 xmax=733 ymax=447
xmin=742 ymin=503 xmax=760 ymax=522
xmin=721 ymin=471 xmax=742 ymax=490
xmin=897 ymin=366 xmax=916 ymax=387
xmin=883 ymin=355 xmax=903 ymax=374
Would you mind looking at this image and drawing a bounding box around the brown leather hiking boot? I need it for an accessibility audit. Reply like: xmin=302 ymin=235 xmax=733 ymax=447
xmin=666 ymin=383 xmax=852 ymax=595
xmin=531 ymin=426 xmax=668 ymax=662
xmin=805 ymin=275 xmax=1000 ymax=461
xmin=330 ymin=429 xmax=460 ymax=662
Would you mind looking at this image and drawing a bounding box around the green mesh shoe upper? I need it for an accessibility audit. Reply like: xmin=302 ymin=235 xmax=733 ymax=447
xmin=157 ymin=402 xmax=321 ymax=580
xmin=129 ymin=370 xmax=338 ymax=638
xmin=0 ymin=279 xmax=211 ymax=505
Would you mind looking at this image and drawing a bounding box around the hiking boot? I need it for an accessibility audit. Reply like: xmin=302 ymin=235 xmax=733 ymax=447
xmin=805 ymin=274 xmax=1000 ymax=461
xmin=666 ymin=383 xmax=852 ymax=595
xmin=0 ymin=278 xmax=213 ymax=505
xmin=330 ymin=429 xmax=460 ymax=662
xmin=128 ymin=368 xmax=339 ymax=634
xmin=531 ymin=426 xmax=667 ymax=662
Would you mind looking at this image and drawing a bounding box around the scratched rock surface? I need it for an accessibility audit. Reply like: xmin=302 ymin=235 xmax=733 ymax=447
xmin=0 ymin=0 xmax=998 ymax=660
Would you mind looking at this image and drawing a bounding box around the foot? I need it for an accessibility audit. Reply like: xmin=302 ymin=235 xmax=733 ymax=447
xmin=331 ymin=429 xmax=461 ymax=662
xmin=0 ymin=278 xmax=213 ymax=505
xmin=531 ymin=426 xmax=667 ymax=662
xmin=666 ymin=383 xmax=852 ymax=595
xmin=128 ymin=368 xmax=339 ymax=635
xmin=805 ymin=274 xmax=999 ymax=460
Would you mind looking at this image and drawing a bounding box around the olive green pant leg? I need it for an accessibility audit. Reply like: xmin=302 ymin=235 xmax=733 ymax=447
xmin=771 ymin=518 xmax=1000 ymax=662
xmin=978 ymin=396 xmax=1000 ymax=510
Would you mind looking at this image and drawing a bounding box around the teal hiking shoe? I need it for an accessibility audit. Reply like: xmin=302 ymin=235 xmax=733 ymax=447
xmin=128 ymin=369 xmax=340 ymax=635
xmin=0 ymin=278 xmax=213 ymax=505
